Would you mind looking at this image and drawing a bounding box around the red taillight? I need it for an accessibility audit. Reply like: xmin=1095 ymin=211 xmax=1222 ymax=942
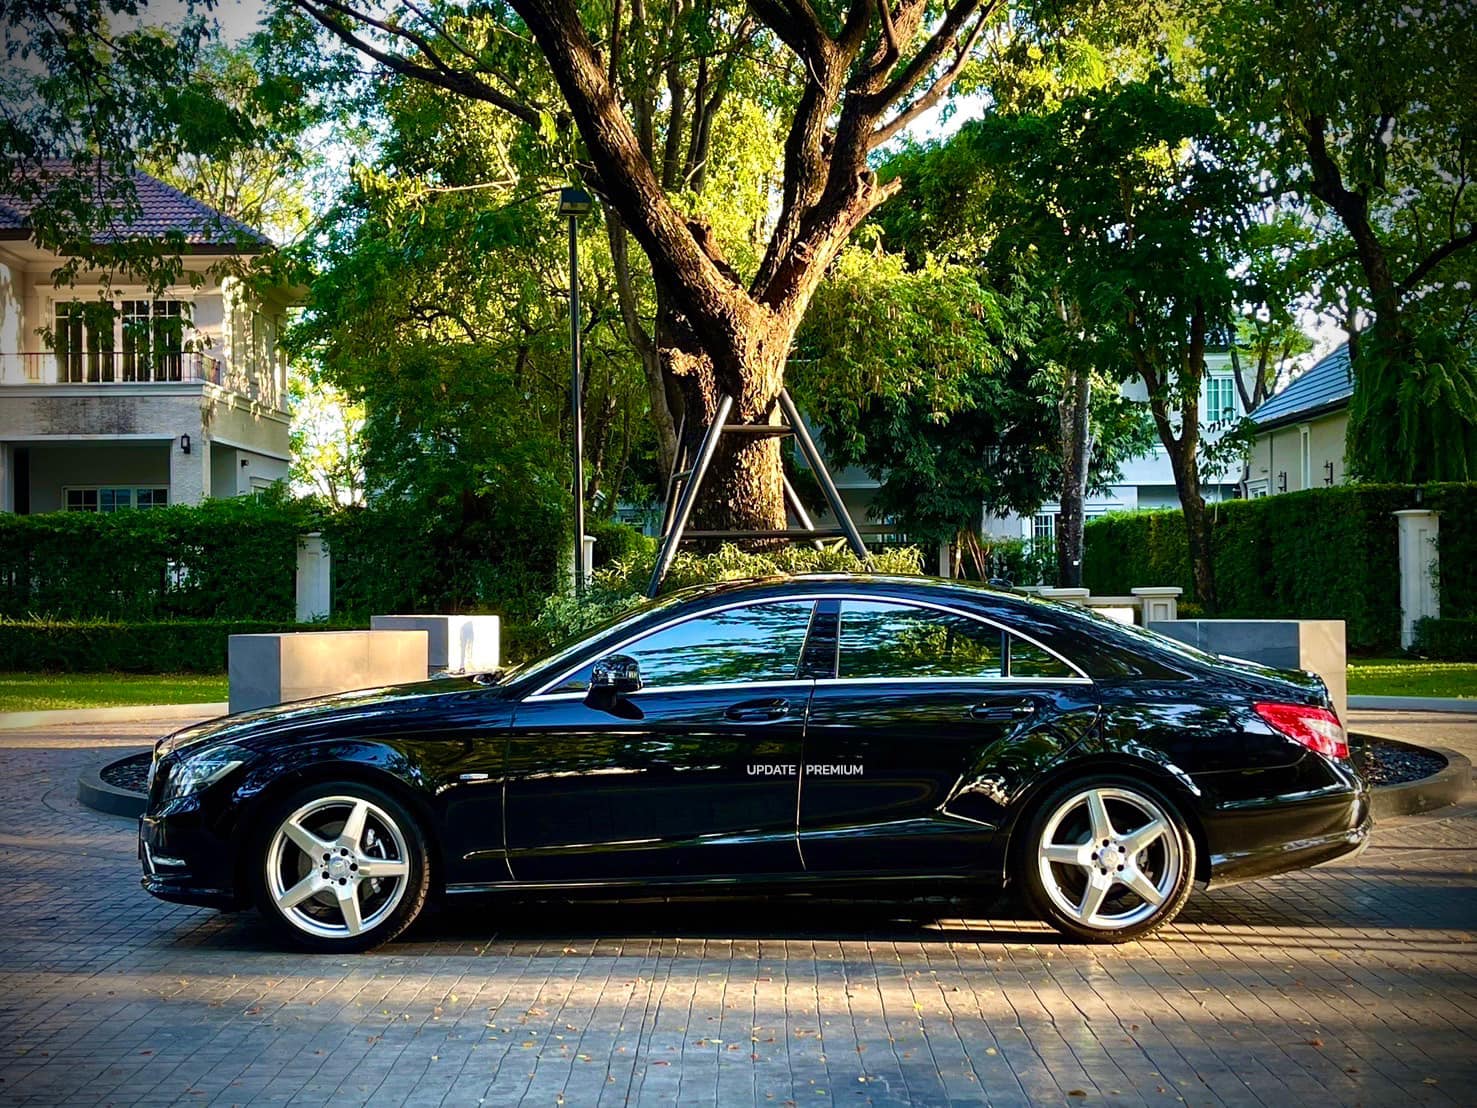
xmin=1254 ymin=702 xmax=1349 ymax=759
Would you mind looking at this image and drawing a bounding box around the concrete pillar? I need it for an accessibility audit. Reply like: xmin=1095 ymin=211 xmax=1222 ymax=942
xmin=937 ymin=541 xmax=951 ymax=578
xmin=296 ymin=532 xmax=331 ymax=622
xmin=1394 ymin=509 xmax=1441 ymax=649
xmin=167 ymin=433 xmax=210 ymax=505
xmin=372 ymin=614 xmax=501 ymax=674
xmin=1039 ymin=587 xmax=1091 ymax=605
xmin=562 ymin=534 xmax=599 ymax=593
xmin=1132 ymin=586 xmax=1182 ymax=626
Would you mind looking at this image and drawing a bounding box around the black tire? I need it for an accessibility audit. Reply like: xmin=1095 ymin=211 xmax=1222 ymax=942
xmin=1019 ymin=774 xmax=1195 ymax=943
xmin=250 ymin=780 xmax=431 ymax=952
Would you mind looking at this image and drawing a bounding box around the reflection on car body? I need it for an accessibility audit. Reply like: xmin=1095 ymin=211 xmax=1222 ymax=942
xmin=139 ymin=574 xmax=1370 ymax=950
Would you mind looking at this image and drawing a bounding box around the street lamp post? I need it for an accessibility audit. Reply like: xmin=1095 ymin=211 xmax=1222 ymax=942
xmin=559 ymin=186 xmax=594 ymax=595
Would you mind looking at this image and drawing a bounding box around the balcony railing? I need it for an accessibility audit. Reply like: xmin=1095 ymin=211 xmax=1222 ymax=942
xmin=0 ymin=351 xmax=224 ymax=386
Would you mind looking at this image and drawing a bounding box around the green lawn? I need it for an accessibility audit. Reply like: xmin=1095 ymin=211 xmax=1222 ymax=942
xmin=0 ymin=673 xmax=228 ymax=714
xmin=1346 ymin=659 xmax=1477 ymax=699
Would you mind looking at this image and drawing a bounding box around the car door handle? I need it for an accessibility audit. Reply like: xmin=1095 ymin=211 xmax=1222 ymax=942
xmin=725 ymin=698 xmax=791 ymax=722
xmin=969 ymin=700 xmax=1037 ymax=723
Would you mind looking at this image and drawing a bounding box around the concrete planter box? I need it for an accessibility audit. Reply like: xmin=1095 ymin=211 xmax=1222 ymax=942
xmin=228 ymin=630 xmax=429 ymax=714
xmin=370 ymin=614 xmax=501 ymax=675
xmin=1150 ymin=618 xmax=1347 ymax=722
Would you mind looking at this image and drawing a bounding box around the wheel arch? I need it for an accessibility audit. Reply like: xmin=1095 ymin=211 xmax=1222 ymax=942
xmin=999 ymin=753 xmax=1211 ymax=885
xmin=228 ymin=750 xmax=446 ymax=904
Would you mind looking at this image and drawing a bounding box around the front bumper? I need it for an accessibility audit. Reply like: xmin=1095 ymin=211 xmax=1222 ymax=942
xmin=138 ymin=805 xmax=246 ymax=910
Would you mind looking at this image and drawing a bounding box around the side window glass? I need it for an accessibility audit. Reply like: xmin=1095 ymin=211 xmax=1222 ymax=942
xmin=838 ymin=601 xmax=1002 ymax=679
xmin=1008 ymin=636 xmax=1073 ymax=678
xmin=554 ymin=601 xmax=816 ymax=692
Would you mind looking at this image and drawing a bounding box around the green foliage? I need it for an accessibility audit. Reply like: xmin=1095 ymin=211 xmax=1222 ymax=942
xmin=320 ymin=496 xmax=564 ymax=625
xmin=1084 ymin=485 xmax=1477 ymax=653
xmin=0 ymin=618 xmax=311 ymax=674
xmin=586 ymin=519 xmax=655 ymax=568
xmin=531 ymin=544 xmax=926 ymax=650
xmin=0 ymin=498 xmax=307 ymax=621
xmin=1412 ymin=620 xmax=1477 ymax=663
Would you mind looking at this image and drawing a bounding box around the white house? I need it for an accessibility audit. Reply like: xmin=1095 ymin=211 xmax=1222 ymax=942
xmin=0 ymin=165 xmax=295 ymax=513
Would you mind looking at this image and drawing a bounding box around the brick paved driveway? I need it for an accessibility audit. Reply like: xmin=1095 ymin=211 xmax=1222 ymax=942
xmin=0 ymin=717 xmax=1472 ymax=1107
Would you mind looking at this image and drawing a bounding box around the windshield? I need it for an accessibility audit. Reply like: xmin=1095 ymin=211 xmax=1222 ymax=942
xmin=497 ymin=589 xmax=692 ymax=685
xmin=1037 ymin=595 xmax=1223 ymax=667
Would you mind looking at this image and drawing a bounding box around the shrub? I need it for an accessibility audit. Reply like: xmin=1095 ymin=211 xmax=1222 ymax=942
xmin=531 ymin=542 xmax=926 ymax=649
xmin=0 ymin=618 xmax=331 ymax=674
xmin=1413 ymin=618 xmax=1477 ymax=661
xmin=0 ymin=497 xmax=307 ymax=621
xmin=586 ymin=519 xmax=655 ymax=568
xmin=1082 ymin=484 xmax=1477 ymax=654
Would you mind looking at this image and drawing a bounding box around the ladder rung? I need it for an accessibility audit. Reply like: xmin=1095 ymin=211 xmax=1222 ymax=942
xmin=679 ymin=528 xmax=848 ymax=541
xmin=721 ymin=423 xmax=792 ymax=437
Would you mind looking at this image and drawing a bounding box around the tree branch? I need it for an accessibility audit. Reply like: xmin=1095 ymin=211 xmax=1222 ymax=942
xmin=293 ymin=0 xmax=544 ymax=127
xmin=1397 ymin=223 xmax=1477 ymax=295
xmin=869 ymin=6 xmax=987 ymax=149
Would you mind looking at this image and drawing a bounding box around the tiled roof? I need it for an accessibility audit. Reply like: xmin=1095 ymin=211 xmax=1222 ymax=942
xmin=0 ymin=159 xmax=271 ymax=249
xmin=1250 ymin=343 xmax=1353 ymax=429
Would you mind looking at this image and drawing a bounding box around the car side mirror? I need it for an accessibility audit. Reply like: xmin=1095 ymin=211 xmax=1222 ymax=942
xmin=585 ymin=654 xmax=642 ymax=711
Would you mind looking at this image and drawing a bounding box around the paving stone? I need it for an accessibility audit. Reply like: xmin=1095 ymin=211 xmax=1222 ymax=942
xmin=0 ymin=719 xmax=1472 ymax=1106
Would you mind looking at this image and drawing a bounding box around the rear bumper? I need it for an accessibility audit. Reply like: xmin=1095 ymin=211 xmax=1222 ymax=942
xmin=1204 ymin=782 xmax=1372 ymax=887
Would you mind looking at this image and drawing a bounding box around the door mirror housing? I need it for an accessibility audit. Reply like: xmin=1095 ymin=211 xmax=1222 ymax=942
xmin=585 ymin=654 xmax=642 ymax=710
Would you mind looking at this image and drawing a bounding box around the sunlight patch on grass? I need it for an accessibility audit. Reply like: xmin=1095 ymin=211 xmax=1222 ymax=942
xmin=0 ymin=673 xmax=228 ymax=713
xmin=1346 ymin=659 xmax=1477 ymax=699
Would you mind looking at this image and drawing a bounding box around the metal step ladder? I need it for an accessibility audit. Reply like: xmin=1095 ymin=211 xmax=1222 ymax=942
xmin=647 ymin=388 xmax=872 ymax=597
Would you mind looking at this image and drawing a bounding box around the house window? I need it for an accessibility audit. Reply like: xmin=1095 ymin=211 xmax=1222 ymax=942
xmin=1248 ymin=479 xmax=1270 ymax=499
xmin=54 ymin=302 xmax=116 ymax=382
xmin=121 ymin=300 xmax=187 ymax=381
xmin=1206 ymin=376 xmax=1237 ymax=423
xmin=65 ymin=486 xmax=168 ymax=512
xmin=1299 ymin=425 xmax=1312 ymax=490
xmin=1028 ymin=511 xmax=1056 ymax=557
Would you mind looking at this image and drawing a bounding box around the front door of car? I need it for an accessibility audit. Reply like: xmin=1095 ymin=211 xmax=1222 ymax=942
xmin=799 ymin=598 xmax=1097 ymax=877
xmin=503 ymin=600 xmax=818 ymax=883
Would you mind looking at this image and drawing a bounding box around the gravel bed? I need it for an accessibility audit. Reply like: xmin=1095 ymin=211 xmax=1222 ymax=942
xmin=1352 ymin=734 xmax=1447 ymax=785
xmin=99 ymin=751 xmax=151 ymax=793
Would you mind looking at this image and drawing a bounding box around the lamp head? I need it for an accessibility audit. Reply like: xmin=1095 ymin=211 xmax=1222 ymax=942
xmin=558 ymin=186 xmax=594 ymax=217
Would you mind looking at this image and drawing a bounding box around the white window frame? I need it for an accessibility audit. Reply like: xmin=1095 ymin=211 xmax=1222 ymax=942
xmin=1299 ymin=425 xmax=1312 ymax=490
xmin=1205 ymin=375 xmax=1238 ymax=424
xmin=63 ymin=485 xmax=169 ymax=512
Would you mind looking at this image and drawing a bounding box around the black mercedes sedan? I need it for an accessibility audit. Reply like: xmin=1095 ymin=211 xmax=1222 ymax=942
xmin=140 ymin=575 xmax=1369 ymax=950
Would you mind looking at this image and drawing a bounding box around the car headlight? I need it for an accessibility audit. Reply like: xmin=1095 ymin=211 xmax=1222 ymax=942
xmin=161 ymin=746 xmax=247 ymax=801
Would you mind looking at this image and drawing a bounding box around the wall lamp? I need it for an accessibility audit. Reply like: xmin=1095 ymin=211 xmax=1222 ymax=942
xmin=1324 ymin=460 xmax=1335 ymax=485
xmin=1277 ymin=471 xmax=1287 ymax=492
xmin=179 ymin=434 xmax=191 ymax=455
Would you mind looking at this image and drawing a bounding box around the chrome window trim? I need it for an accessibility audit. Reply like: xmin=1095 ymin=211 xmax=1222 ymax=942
xmin=525 ymin=590 xmax=1089 ymax=701
xmin=527 ymin=678 xmax=818 ymax=703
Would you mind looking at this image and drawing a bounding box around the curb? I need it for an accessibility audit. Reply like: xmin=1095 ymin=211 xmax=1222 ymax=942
xmin=78 ymin=753 xmax=151 ymax=819
xmin=1369 ymin=741 xmax=1472 ymax=820
xmin=1350 ymin=695 xmax=1476 ymax=714
xmin=0 ymin=702 xmax=226 ymax=732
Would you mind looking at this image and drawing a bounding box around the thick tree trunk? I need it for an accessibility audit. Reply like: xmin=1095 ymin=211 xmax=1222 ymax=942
xmin=1177 ymin=474 xmax=1215 ymax=610
xmin=1055 ymin=365 xmax=1091 ymax=588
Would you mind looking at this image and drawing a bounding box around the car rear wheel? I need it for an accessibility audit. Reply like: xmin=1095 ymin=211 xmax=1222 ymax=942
xmin=253 ymin=782 xmax=430 ymax=952
xmin=1022 ymin=777 xmax=1194 ymax=943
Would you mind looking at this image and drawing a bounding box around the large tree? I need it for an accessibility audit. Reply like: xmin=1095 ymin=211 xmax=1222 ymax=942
xmin=289 ymin=0 xmax=1001 ymax=532
xmin=1204 ymin=0 xmax=1477 ymax=482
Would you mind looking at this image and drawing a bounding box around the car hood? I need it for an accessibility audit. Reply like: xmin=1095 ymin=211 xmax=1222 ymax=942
xmin=155 ymin=677 xmax=493 ymax=758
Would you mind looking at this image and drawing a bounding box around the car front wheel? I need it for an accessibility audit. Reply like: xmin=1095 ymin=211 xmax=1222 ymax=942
xmin=253 ymin=782 xmax=430 ymax=952
xmin=1022 ymin=777 xmax=1195 ymax=943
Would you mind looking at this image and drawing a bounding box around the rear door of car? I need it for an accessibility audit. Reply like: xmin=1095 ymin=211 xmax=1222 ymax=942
xmin=798 ymin=596 xmax=1096 ymax=877
xmin=502 ymin=598 xmax=819 ymax=883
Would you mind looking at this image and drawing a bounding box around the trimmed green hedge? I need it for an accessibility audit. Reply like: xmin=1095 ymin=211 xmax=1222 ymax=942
xmin=0 ymin=619 xmax=325 ymax=674
xmin=1083 ymin=483 xmax=1477 ymax=654
xmin=1413 ymin=618 xmax=1477 ymax=661
xmin=0 ymin=498 xmax=304 ymax=621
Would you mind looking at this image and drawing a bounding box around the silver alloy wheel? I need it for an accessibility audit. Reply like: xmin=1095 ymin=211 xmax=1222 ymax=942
xmin=1036 ymin=786 xmax=1182 ymax=931
xmin=265 ymin=795 xmax=411 ymax=940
